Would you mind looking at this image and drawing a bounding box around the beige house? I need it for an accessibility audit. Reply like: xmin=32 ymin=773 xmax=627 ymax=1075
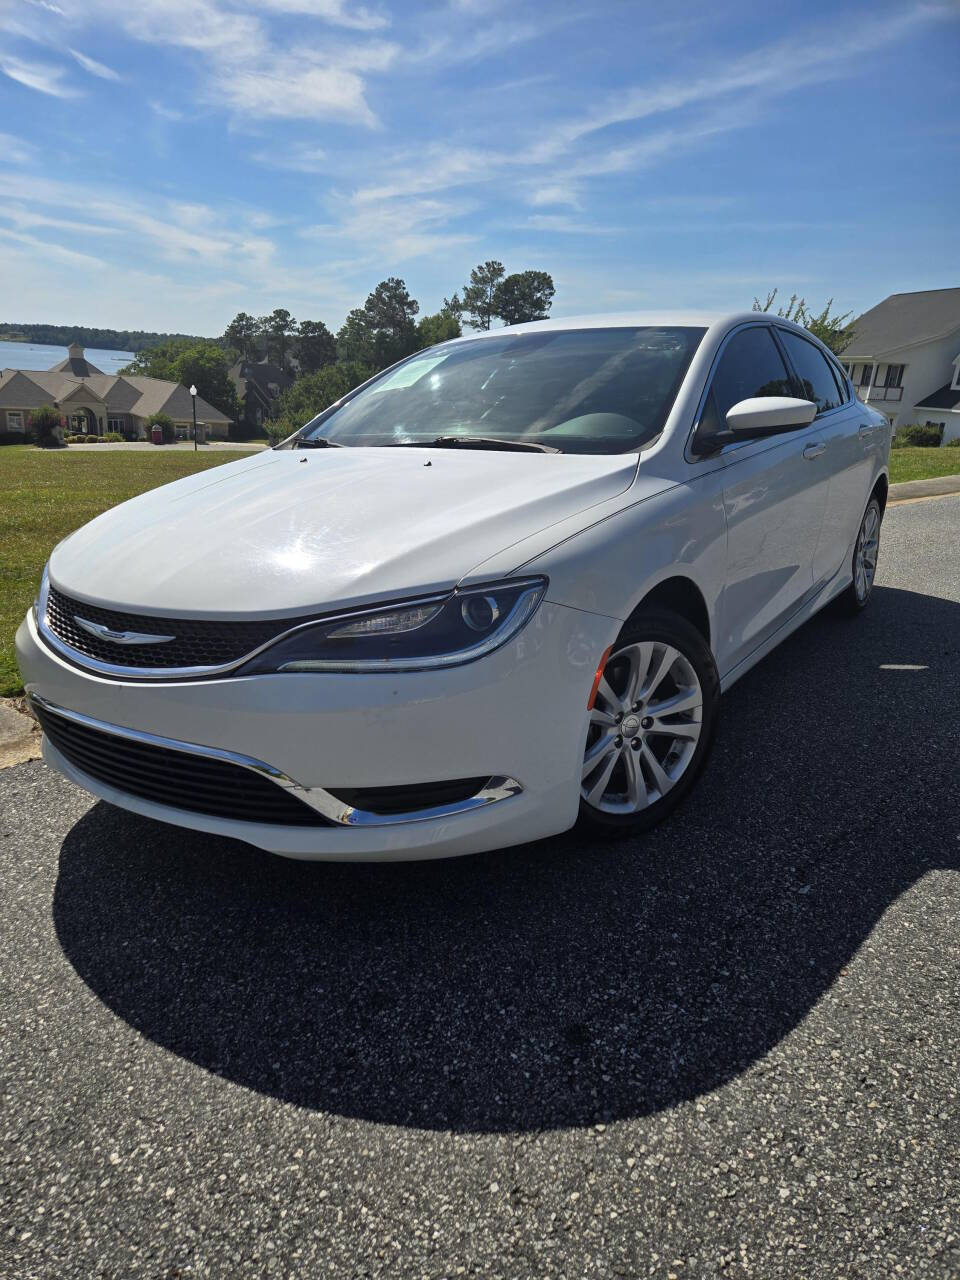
xmin=0 ymin=342 xmax=232 ymax=442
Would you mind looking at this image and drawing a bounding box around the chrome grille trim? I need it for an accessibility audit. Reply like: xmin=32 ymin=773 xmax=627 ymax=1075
xmin=29 ymin=693 xmax=523 ymax=828
xmin=36 ymin=568 xmax=449 ymax=682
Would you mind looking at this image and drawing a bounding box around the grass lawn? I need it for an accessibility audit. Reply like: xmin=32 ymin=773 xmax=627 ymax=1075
xmin=0 ymin=445 xmax=254 ymax=697
xmin=888 ymin=446 xmax=960 ymax=485
xmin=3 ymin=441 xmax=958 ymax=699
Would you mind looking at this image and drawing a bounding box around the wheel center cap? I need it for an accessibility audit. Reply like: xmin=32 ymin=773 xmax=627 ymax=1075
xmin=621 ymin=714 xmax=640 ymax=737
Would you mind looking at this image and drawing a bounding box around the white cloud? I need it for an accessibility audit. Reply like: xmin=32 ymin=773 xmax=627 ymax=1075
xmin=68 ymin=47 xmax=120 ymax=80
xmin=0 ymin=53 xmax=79 ymax=97
xmin=233 ymin=0 xmax=389 ymax=29
xmin=0 ymin=172 xmax=277 ymax=269
xmin=253 ymin=144 xmax=329 ymax=173
xmin=303 ymin=193 xmax=477 ymax=261
xmin=0 ymin=133 xmax=35 ymax=166
xmin=214 ymin=63 xmax=379 ymax=126
xmin=28 ymin=0 xmax=394 ymax=126
xmin=524 ymin=215 xmax=616 ymax=234
xmin=525 ymin=182 xmax=582 ymax=209
xmin=149 ymin=100 xmax=184 ymax=121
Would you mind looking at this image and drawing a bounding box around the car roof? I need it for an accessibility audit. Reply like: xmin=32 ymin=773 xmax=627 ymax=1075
xmin=450 ymin=310 xmax=803 ymax=340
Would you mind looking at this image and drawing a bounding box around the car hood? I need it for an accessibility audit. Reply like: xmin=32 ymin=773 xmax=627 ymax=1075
xmin=49 ymin=447 xmax=641 ymax=617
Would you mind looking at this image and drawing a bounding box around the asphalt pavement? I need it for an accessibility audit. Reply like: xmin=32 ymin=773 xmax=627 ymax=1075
xmin=2 ymin=496 xmax=959 ymax=1278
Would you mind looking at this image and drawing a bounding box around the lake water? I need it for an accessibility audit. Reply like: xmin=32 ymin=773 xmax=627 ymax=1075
xmin=0 ymin=340 xmax=135 ymax=375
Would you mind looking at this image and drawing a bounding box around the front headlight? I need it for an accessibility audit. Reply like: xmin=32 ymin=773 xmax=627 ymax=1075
xmin=237 ymin=577 xmax=548 ymax=674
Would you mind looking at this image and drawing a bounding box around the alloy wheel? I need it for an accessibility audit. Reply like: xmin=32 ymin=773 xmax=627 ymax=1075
xmin=582 ymin=641 xmax=703 ymax=814
xmin=854 ymin=502 xmax=880 ymax=603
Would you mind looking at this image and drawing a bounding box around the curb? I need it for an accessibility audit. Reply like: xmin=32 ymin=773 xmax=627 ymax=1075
xmin=887 ymin=474 xmax=960 ymax=504
xmin=0 ymin=697 xmax=41 ymax=769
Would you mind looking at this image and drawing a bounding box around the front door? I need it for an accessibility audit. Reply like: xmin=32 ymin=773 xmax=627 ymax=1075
xmin=690 ymin=324 xmax=830 ymax=676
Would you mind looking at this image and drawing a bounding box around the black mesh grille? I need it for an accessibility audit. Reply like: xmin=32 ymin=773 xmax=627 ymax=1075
xmin=44 ymin=585 xmax=321 ymax=671
xmin=34 ymin=703 xmax=332 ymax=827
xmin=331 ymin=778 xmax=489 ymax=815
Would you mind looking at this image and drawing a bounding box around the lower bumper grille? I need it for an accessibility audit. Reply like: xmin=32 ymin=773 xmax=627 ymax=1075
xmin=33 ymin=702 xmax=331 ymax=827
xmin=331 ymin=778 xmax=490 ymax=815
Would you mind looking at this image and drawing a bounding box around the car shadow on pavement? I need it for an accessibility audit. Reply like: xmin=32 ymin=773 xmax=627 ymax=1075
xmin=52 ymin=585 xmax=960 ymax=1132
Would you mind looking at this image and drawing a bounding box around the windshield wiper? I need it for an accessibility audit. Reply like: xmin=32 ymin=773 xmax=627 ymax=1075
xmin=292 ymin=435 xmax=343 ymax=449
xmin=404 ymin=435 xmax=559 ymax=454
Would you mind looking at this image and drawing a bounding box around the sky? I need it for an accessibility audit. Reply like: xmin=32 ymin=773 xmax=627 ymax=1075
xmin=0 ymin=0 xmax=958 ymax=337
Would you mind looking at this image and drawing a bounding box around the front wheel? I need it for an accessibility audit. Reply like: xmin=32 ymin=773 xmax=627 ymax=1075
xmin=578 ymin=609 xmax=720 ymax=834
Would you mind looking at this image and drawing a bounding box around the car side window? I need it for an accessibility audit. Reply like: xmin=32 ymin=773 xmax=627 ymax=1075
xmin=778 ymin=330 xmax=843 ymax=414
xmin=695 ymin=326 xmax=796 ymax=445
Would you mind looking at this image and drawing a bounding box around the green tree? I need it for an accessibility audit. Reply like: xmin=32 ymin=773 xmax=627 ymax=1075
xmin=269 ymin=362 xmax=372 ymax=441
xmin=222 ymin=312 xmax=258 ymax=359
xmin=30 ymin=404 xmax=63 ymax=448
xmin=122 ymin=340 xmax=239 ymax=420
xmin=336 ymin=278 xmax=420 ymax=370
xmin=336 ymin=308 xmax=376 ymax=366
xmin=416 ymin=309 xmax=462 ymax=349
xmin=364 ymin=277 xmax=420 ymax=367
xmin=265 ymin=308 xmax=296 ymax=367
xmin=753 ymin=289 xmax=855 ymax=356
xmin=461 ymin=261 xmax=505 ymax=330
xmin=296 ymin=319 xmax=338 ymax=373
xmin=494 ymin=270 xmax=555 ymax=325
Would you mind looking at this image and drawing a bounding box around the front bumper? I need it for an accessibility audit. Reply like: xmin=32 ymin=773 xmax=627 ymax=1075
xmin=17 ymin=602 xmax=618 ymax=860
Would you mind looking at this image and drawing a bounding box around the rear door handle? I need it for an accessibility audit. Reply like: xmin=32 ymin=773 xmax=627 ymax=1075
xmin=802 ymin=442 xmax=826 ymax=459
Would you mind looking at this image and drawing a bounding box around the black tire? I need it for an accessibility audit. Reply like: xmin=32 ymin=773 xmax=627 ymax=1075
xmin=578 ymin=608 xmax=720 ymax=835
xmin=834 ymin=495 xmax=882 ymax=617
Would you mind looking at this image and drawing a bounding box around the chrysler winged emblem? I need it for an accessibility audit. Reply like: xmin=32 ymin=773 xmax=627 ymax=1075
xmin=74 ymin=616 xmax=176 ymax=646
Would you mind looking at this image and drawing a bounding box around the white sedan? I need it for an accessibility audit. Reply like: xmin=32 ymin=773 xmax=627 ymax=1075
xmin=17 ymin=312 xmax=890 ymax=860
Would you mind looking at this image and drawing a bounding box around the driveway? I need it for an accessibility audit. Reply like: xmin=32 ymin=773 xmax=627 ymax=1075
xmin=2 ymin=496 xmax=958 ymax=1278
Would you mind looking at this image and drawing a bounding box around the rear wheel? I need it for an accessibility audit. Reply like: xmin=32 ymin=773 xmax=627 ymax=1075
xmin=836 ymin=495 xmax=881 ymax=616
xmin=579 ymin=609 xmax=720 ymax=834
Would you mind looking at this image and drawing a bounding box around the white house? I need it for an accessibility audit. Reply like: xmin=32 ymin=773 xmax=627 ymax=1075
xmin=839 ymin=288 xmax=960 ymax=442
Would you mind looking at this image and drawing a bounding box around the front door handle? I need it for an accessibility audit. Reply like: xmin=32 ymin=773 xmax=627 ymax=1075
xmin=858 ymin=424 xmax=877 ymax=439
xmin=802 ymin=442 xmax=826 ymax=459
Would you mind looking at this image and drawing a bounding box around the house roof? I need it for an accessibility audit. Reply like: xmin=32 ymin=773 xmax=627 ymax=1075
xmin=914 ymin=381 xmax=960 ymax=412
xmin=843 ymin=288 xmax=960 ymax=359
xmin=0 ymin=367 xmax=231 ymax=423
xmin=49 ymin=353 xmax=104 ymax=377
xmin=230 ymin=359 xmax=293 ymax=404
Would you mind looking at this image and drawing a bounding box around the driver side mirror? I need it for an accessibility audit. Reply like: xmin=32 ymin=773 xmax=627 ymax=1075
xmin=725 ymin=396 xmax=818 ymax=434
xmin=691 ymin=396 xmax=817 ymax=456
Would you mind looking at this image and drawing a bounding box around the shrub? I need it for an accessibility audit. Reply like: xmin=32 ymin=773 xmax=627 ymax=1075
xmin=942 ymin=435 xmax=960 ymax=447
xmin=103 ymin=432 xmax=124 ymax=442
xmin=892 ymin=423 xmax=943 ymax=449
xmin=147 ymin=411 xmax=176 ymax=444
xmin=82 ymin=434 xmax=103 ymax=443
xmin=65 ymin=434 xmax=87 ymax=444
xmin=29 ymin=404 xmax=65 ymax=449
xmin=264 ymin=415 xmax=299 ymax=445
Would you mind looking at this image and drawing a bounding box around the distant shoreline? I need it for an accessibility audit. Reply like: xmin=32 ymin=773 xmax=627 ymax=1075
xmin=0 ymin=324 xmax=209 ymax=353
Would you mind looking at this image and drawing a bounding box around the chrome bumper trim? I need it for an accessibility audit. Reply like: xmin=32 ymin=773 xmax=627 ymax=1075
xmin=28 ymin=693 xmax=523 ymax=828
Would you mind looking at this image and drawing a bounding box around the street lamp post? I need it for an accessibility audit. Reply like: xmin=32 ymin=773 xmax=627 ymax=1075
xmin=190 ymin=384 xmax=198 ymax=451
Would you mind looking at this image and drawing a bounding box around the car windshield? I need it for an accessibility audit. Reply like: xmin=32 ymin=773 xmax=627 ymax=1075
xmin=293 ymin=326 xmax=705 ymax=455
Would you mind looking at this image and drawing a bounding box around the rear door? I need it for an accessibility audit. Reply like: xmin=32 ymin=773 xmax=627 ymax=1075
xmin=690 ymin=323 xmax=829 ymax=676
xmin=775 ymin=327 xmax=872 ymax=586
